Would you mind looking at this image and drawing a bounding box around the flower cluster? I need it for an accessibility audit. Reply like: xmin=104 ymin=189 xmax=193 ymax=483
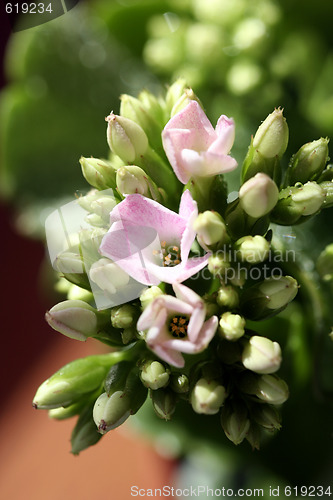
xmin=33 ymin=81 xmax=333 ymax=454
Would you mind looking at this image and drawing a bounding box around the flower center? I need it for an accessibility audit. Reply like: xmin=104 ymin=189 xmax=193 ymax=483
xmin=161 ymin=241 xmax=181 ymax=267
xmin=168 ymin=315 xmax=189 ymax=338
xmin=153 ymin=241 xmax=181 ymax=267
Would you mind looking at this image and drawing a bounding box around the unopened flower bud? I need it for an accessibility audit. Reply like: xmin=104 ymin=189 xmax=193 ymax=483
xmin=116 ymin=165 xmax=162 ymax=201
xmin=106 ymin=113 xmax=148 ymax=163
xmin=170 ymin=373 xmax=189 ymax=394
xmin=253 ymin=108 xmax=289 ymax=159
xmin=165 ymin=78 xmax=189 ymax=114
xmin=317 ymin=243 xmax=333 ymax=281
xmin=191 ymin=378 xmax=226 ymax=415
xmin=54 ymin=251 xmax=84 ymax=274
xmin=33 ymin=353 xmax=119 ymax=409
xmin=220 ymin=401 xmax=250 ymax=445
xmin=219 ymin=312 xmax=245 ymax=341
xmin=242 ymin=336 xmax=282 ymax=374
xmin=93 ymin=391 xmax=131 ymax=434
xmin=286 ymin=138 xmax=329 ymax=185
xmin=255 ymin=374 xmax=289 ymax=404
xmin=240 ymin=276 xmax=298 ymax=320
xmin=272 ymin=182 xmax=326 ymax=224
xmin=116 ymin=165 xmax=149 ymax=196
xmin=290 ymin=181 xmax=325 ymax=216
xmin=111 ymin=304 xmax=138 ymax=329
xmin=235 ymin=235 xmax=270 ymax=263
xmin=216 ymin=286 xmax=239 ymax=309
xmin=140 ymin=286 xmax=164 ymax=309
xmin=239 ymin=173 xmax=279 ymax=218
xmin=320 ymin=181 xmax=333 ymax=208
xmin=246 ymin=424 xmax=261 ymax=450
xmin=170 ymin=88 xmax=202 ymax=117
xmin=49 ymin=401 xmax=84 ymax=420
xmin=45 ymin=300 xmax=107 ymax=341
xmin=140 ymin=360 xmax=170 ymax=390
xmin=193 ymin=211 xmax=228 ymax=250
xmin=151 ymin=388 xmax=176 ymax=420
xmin=79 ymin=157 xmax=117 ymax=190
xmin=251 ymin=404 xmax=281 ymax=431
xmin=208 ymin=253 xmax=231 ymax=278
xmin=89 ymin=258 xmax=130 ymax=295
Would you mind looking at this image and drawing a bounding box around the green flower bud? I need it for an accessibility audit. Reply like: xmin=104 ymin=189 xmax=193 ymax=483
xmin=170 ymin=88 xmax=202 ymax=117
xmin=242 ymin=336 xmax=282 ymax=374
xmin=219 ymin=312 xmax=245 ymax=341
xmin=220 ymin=400 xmax=251 ymax=445
xmin=93 ymin=391 xmax=132 ymax=434
xmin=255 ymin=374 xmax=289 ymax=404
xmin=286 ymin=138 xmax=329 ymax=185
xmin=33 ymin=353 xmax=121 ymax=409
xmin=193 ymin=211 xmax=228 ymax=251
xmin=241 ymin=109 xmax=288 ymax=183
xmin=140 ymin=286 xmax=164 ymax=309
xmin=138 ymin=89 xmax=165 ymax=127
xmin=271 ymin=182 xmax=326 ymax=224
xmin=71 ymin=406 xmax=102 ymax=455
xmin=253 ymin=108 xmax=289 ymax=159
xmin=94 ymin=364 xmax=148 ymax=433
xmin=120 ymin=94 xmax=162 ymax=150
xmin=290 ymin=181 xmax=325 ymax=216
xmin=208 ymin=253 xmax=231 ymax=278
xmin=45 ymin=300 xmax=108 ymax=341
xmin=116 ymin=165 xmax=162 ymax=202
xmin=239 ymin=173 xmax=279 ymax=218
xmin=49 ymin=401 xmax=84 ymax=420
xmin=216 ymin=286 xmax=239 ymax=309
xmin=317 ymin=243 xmax=333 ymax=281
xmin=89 ymin=258 xmax=130 ymax=295
xmin=245 ymin=424 xmax=261 ymax=450
xmin=240 ymin=276 xmax=298 ymax=320
xmin=54 ymin=251 xmax=85 ymax=275
xmin=170 ymin=373 xmax=189 ymax=394
xmin=165 ymin=78 xmax=189 ymax=114
xmin=79 ymin=157 xmax=117 ymax=190
xmin=140 ymin=360 xmax=170 ymax=390
xmin=320 ymin=181 xmax=333 ymax=208
xmin=90 ymin=196 xmax=117 ymax=221
xmin=235 ymin=235 xmax=270 ymax=263
xmin=111 ymin=304 xmax=138 ymax=329
xmin=191 ymin=378 xmax=227 ymax=415
xmin=151 ymin=388 xmax=176 ymax=420
xmin=318 ymin=164 xmax=333 ymax=182
xmin=106 ymin=113 xmax=148 ymax=163
xmin=251 ymin=404 xmax=281 ymax=431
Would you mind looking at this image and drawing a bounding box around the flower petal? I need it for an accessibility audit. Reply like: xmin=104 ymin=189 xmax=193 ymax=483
xmin=147 ymin=255 xmax=209 ymax=284
xmin=109 ymin=194 xmax=186 ymax=244
xmin=209 ymin=115 xmax=236 ymax=155
xmin=150 ymin=344 xmax=185 ymax=368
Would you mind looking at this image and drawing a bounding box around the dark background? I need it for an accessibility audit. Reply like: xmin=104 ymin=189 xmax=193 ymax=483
xmin=0 ymin=16 xmax=54 ymax=402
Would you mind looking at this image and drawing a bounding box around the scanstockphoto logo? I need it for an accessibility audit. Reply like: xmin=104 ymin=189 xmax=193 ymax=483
xmin=45 ymin=188 xmax=296 ymax=310
xmin=2 ymin=0 xmax=81 ymax=32
xmin=45 ymin=188 xmax=162 ymax=310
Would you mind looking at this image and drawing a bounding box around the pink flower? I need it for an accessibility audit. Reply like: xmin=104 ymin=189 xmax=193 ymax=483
xmin=137 ymin=283 xmax=218 ymax=367
xmin=99 ymin=190 xmax=209 ymax=286
xmin=162 ymin=100 xmax=238 ymax=184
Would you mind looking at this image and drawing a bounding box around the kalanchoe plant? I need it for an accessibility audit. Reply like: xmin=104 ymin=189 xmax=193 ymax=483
xmin=33 ymin=80 xmax=333 ymax=454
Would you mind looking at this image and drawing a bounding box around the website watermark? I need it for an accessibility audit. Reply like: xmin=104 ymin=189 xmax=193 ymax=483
xmin=130 ymin=484 xmax=332 ymax=497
